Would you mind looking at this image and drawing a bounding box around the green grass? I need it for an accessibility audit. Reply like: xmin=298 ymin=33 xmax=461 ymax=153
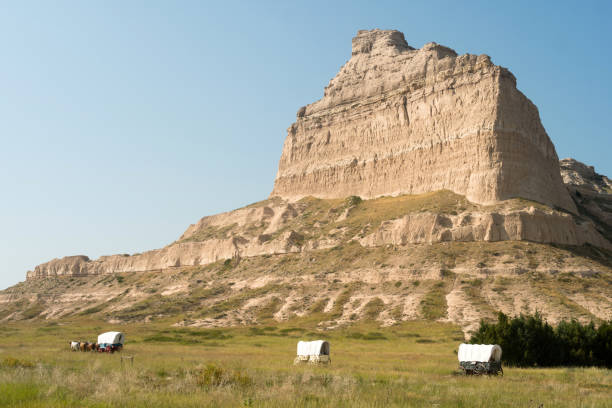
xmin=362 ymin=298 xmax=385 ymax=320
xmin=21 ymin=304 xmax=44 ymax=319
xmin=0 ymin=320 xmax=609 ymax=407
xmin=420 ymin=282 xmax=450 ymax=320
xmin=286 ymin=190 xmax=477 ymax=242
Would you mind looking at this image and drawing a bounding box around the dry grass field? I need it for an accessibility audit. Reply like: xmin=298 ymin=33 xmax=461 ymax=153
xmin=0 ymin=319 xmax=610 ymax=407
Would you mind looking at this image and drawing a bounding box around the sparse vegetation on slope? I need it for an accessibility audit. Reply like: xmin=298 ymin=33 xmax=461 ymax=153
xmin=2 ymin=239 xmax=611 ymax=335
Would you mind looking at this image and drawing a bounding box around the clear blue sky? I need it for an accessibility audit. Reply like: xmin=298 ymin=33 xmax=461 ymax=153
xmin=1 ymin=1 xmax=610 ymax=289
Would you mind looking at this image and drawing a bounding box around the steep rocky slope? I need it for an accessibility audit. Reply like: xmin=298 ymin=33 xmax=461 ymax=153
xmin=271 ymin=29 xmax=575 ymax=213
xmin=560 ymin=158 xmax=612 ymax=243
xmin=560 ymin=158 xmax=612 ymax=194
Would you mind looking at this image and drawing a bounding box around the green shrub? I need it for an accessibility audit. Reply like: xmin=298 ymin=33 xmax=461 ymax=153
xmin=308 ymin=298 xmax=328 ymax=313
xmin=347 ymin=332 xmax=387 ymax=340
xmin=346 ymin=196 xmax=362 ymax=207
xmin=143 ymin=334 xmax=199 ymax=344
xmin=279 ymin=327 xmax=305 ymax=334
xmin=143 ymin=329 xmax=232 ymax=344
xmin=79 ymin=304 xmax=104 ymax=315
xmin=1 ymin=357 xmax=35 ymax=368
xmin=363 ymin=298 xmax=384 ymax=320
xmin=21 ymin=304 xmax=44 ymax=319
xmin=420 ymin=285 xmax=447 ymax=320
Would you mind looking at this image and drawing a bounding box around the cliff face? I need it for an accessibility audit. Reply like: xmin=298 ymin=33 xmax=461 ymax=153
xmin=271 ymin=29 xmax=576 ymax=213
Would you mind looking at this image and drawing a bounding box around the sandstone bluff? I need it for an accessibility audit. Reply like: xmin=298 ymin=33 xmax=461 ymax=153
xmin=26 ymin=29 xmax=610 ymax=279
xmin=271 ymin=29 xmax=576 ymax=213
xmin=3 ymin=30 xmax=611 ymax=333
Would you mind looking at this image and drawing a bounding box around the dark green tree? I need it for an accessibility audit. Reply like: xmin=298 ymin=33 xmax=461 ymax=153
xmin=470 ymin=312 xmax=611 ymax=368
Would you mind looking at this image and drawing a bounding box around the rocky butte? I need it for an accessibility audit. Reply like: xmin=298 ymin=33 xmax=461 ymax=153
xmin=3 ymin=29 xmax=611 ymax=332
xmin=272 ymin=29 xmax=577 ymax=213
xmin=24 ymin=29 xmax=611 ymax=279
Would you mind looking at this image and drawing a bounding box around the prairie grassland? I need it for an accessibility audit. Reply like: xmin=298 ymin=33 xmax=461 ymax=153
xmin=0 ymin=320 xmax=610 ymax=407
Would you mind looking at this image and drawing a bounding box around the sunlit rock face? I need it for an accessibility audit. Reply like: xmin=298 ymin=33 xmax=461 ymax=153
xmin=271 ymin=29 xmax=576 ymax=213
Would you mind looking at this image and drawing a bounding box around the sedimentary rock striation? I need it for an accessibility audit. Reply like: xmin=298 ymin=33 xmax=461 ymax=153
xmin=271 ymin=29 xmax=576 ymax=213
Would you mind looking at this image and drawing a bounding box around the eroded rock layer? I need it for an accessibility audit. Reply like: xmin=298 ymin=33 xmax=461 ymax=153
xmin=6 ymin=240 xmax=612 ymax=335
xmin=271 ymin=29 xmax=576 ymax=213
xmin=26 ymin=190 xmax=610 ymax=280
xmin=560 ymin=158 xmax=612 ymax=243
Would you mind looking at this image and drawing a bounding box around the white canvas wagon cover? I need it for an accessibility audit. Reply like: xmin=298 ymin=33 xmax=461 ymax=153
xmin=98 ymin=331 xmax=125 ymax=345
xmin=297 ymin=340 xmax=330 ymax=356
xmin=458 ymin=343 xmax=502 ymax=363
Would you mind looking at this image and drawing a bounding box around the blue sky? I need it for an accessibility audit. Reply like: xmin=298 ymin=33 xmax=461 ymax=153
xmin=1 ymin=1 xmax=610 ymax=289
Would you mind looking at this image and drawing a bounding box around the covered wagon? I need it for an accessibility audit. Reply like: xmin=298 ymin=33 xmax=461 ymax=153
xmin=97 ymin=331 xmax=125 ymax=353
xmin=294 ymin=340 xmax=330 ymax=364
xmin=458 ymin=343 xmax=502 ymax=375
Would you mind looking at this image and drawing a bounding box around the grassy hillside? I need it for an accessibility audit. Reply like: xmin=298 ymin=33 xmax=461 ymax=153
xmin=2 ymin=240 xmax=611 ymax=335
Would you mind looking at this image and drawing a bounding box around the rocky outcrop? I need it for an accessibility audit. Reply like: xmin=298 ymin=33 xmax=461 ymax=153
xmin=560 ymin=158 xmax=612 ymax=243
xmin=359 ymin=207 xmax=610 ymax=249
xmin=560 ymin=158 xmax=612 ymax=194
xmin=26 ymin=234 xmax=302 ymax=279
xmin=27 ymin=191 xmax=610 ymax=279
xmin=30 ymin=255 xmax=91 ymax=277
xmin=27 ymin=199 xmax=308 ymax=279
xmin=271 ymin=29 xmax=576 ymax=213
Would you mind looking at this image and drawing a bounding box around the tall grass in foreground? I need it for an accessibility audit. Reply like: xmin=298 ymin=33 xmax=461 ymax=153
xmin=0 ymin=321 xmax=610 ymax=407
